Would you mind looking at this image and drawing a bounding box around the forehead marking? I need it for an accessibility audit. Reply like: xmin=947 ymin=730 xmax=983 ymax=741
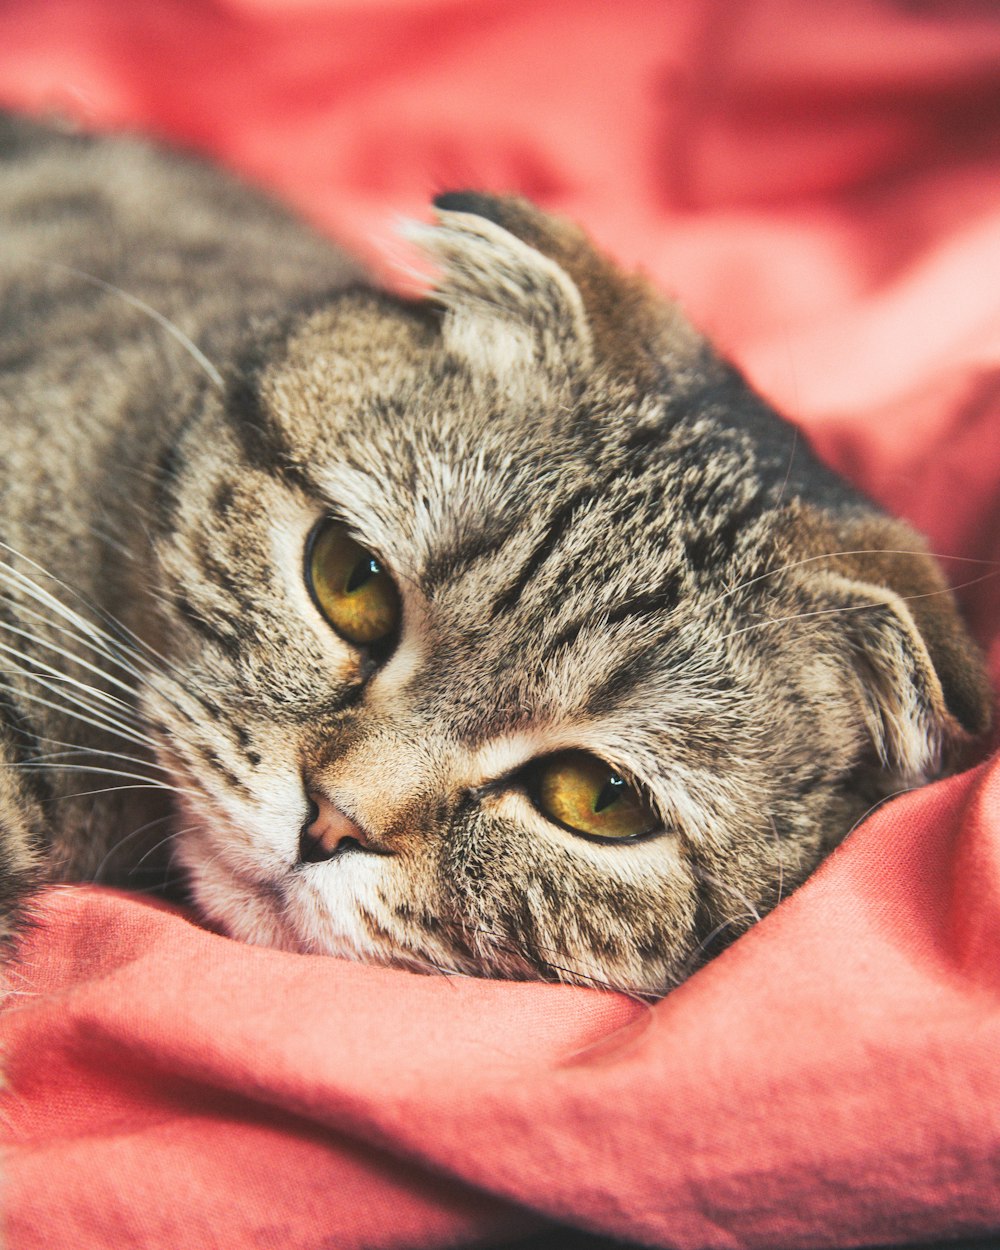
xmin=488 ymin=483 xmax=595 ymax=618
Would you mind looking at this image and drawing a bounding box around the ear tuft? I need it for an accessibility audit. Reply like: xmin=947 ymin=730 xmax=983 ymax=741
xmin=403 ymin=199 xmax=592 ymax=395
xmin=416 ymin=191 xmax=703 ymax=388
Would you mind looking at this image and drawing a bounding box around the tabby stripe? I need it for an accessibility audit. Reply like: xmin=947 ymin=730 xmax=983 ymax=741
xmin=685 ymin=491 xmax=764 ymax=572
xmin=152 ymin=409 xmax=196 ymax=535
xmin=0 ymin=601 xmax=55 ymax=811
xmin=670 ymin=362 xmax=859 ymax=511
xmin=357 ymin=904 xmax=396 ymax=945
xmin=512 ymin=894 xmax=541 ymax=957
xmin=585 ymin=651 xmax=658 ymax=715
xmin=212 ymin=481 xmax=235 ymax=518
xmin=422 ymin=522 xmax=523 ymax=590
xmin=221 ymin=297 xmax=347 ymax=492
xmin=583 ymin=595 xmax=693 ymax=715
xmin=606 ymin=583 xmax=682 ymax=628
xmin=688 ymin=863 xmax=743 ymax=969
xmin=0 ymin=860 xmax=45 ymax=947
xmin=0 ymin=348 xmax=42 ymax=373
xmin=17 ymin=190 xmax=109 ymax=222
xmin=550 ymin=578 xmax=681 ymax=658
xmin=193 ymin=538 xmax=261 ymax=616
xmin=224 ymin=367 xmax=301 ymax=481
xmin=393 ymin=900 xmax=444 ymax=936
xmin=622 ymin=419 xmax=672 ymax=459
xmin=196 ymin=744 xmax=251 ymax=798
xmin=173 ymin=594 xmax=243 ymax=661
xmin=488 ymin=485 xmax=594 ymax=618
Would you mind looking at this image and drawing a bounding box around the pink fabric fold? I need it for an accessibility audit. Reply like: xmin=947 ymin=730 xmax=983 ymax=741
xmin=1 ymin=2 xmax=998 ymax=1246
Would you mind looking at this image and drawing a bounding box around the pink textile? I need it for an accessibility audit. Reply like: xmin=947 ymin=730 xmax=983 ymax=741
xmin=1 ymin=3 xmax=999 ymax=1247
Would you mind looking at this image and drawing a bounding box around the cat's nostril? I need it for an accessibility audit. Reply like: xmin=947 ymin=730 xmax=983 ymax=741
xmin=299 ymin=824 xmax=337 ymax=863
xmin=332 ymin=835 xmax=363 ymax=855
xmin=298 ymin=792 xmax=372 ymax=864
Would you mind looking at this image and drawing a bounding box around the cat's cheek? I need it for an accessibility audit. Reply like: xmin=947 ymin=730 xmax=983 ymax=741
xmin=282 ymin=857 xmax=396 ymax=960
xmin=178 ymin=845 xmax=301 ymax=953
xmin=286 ymin=859 xmax=467 ymax=974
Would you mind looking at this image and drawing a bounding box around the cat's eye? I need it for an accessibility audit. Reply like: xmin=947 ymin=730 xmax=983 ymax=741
xmin=530 ymin=751 xmax=659 ymax=841
xmin=306 ymin=519 xmax=400 ymax=647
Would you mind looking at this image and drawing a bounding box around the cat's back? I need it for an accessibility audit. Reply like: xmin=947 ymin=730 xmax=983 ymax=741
xmin=0 ymin=111 xmax=359 ymax=591
xmin=0 ymin=110 xmax=359 ymax=413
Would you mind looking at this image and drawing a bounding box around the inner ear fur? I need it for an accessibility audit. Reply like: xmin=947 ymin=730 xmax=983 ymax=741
xmin=432 ymin=191 xmax=703 ymax=383
xmin=808 ymin=511 xmax=992 ymax=782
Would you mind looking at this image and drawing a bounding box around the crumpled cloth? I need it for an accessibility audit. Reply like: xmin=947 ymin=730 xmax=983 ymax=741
xmin=1 ymin=2 xmax=999 ymax=1248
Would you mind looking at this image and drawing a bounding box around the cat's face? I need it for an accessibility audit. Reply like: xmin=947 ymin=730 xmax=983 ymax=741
xmin=143 ymin=196 xmax=989 ymax=995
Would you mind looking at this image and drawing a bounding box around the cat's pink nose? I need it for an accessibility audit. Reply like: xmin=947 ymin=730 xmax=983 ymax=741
xmin=299 ymin=792 xmax=368 ymax=863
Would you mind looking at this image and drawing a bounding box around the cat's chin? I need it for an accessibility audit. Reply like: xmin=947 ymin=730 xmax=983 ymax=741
xmin=184 ymin=859 xmax=303 ymax=954
xmin=178 ymin=832 xmax=412 ymax=965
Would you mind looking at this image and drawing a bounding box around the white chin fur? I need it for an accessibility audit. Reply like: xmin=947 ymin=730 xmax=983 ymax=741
xmin=184 ymin=857 xmax=300 ymax=952
xmin=180 ymin=833 xmax=395 ymax=962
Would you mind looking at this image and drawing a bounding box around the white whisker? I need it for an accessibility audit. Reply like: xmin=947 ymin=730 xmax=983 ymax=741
xmin=0 ymin=591 xmax=152 ymax=691
xmin=84 ymin=522 xmax=136 ymax=562
xmin=0 ymin=662 xmax=150 ymax=745
xmin=25 ymin=741 xmax=172 ymax=776
xmin=675 ymin=914 xmax=754 ymax=983
xmin=15 ymin=760 xmax=199 ymax=801
xmin=134 ymin=821 xmax=199 ymax=870
xmin=28 ymin=256 xmax=224 ymax=389
xmin=0 ymin=611 xmax=147 ymax=703
xmin=716 ymin=566 xmax=1000 ymax=644
xmin=708 ymin=546 xmax=1000 ymax=613
xmin=0 ymin=542 xmax=190 ymax=689
xmin=770 ymin=816 xmax=785 ymax=906
xmin=773 ymin=427 xmax=798 ymax=511
xmin=0 ymin=679 xmax=158 ymax=753
xmin=0 ymin=635 xmax=143 ymax=720
xmin=845 ymin=784 xmax=918 ymax=837
xmin=694 ymin=868 xmax=762 ymax=924
xmin=0 ymin=556 xmax=208 ymax=731
xmin=43 ymin=783 xmax=186 ymax=803
xmin=0 ymin=559 xmax=150 ymax=678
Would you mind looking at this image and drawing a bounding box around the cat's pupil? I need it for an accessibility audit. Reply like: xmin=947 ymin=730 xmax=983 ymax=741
xmin=593 ymin=775 xmax=625 ymax=813
xmin=346 ymin=557 xmax=380 ymax=594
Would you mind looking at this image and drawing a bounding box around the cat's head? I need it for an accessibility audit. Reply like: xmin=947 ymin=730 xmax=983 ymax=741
xmin=146 ymin=194 xmax=991 ymax=996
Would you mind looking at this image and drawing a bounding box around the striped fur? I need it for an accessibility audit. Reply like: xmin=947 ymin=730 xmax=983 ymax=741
xmin=0 ymin=117 xmax=990 ymax=994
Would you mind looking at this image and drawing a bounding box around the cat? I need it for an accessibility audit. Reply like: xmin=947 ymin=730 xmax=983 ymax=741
xmin=0 ymin=110 xmax=991 ymax=998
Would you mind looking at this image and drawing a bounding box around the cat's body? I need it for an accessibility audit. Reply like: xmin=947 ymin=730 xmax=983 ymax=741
xmin=0 ymin=111 xmax=990 ymax=996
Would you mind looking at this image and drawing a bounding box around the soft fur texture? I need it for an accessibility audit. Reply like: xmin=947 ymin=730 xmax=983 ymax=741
xmin=0 ymin=114 xmax=990 ymax=997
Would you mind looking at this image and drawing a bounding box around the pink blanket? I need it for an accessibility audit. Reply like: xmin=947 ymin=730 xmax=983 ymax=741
xmin=2 ymin=3 xmax=999 ymax=1247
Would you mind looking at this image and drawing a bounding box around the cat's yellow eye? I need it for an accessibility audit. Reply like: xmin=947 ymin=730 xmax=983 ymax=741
xmin=306 ymin=519 xmax=400 ymax=647
xmin=532 ymin=751 xmax=659 ymax=841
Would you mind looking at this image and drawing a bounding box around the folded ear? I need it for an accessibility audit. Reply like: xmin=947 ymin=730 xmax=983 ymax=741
xmin=816 ymin=516 xmax=992 ymax=785
xmin=412 ymin=191 xmax=702 ymax=389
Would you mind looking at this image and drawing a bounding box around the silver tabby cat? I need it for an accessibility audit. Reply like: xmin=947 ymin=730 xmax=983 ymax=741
xmin=0 ymin=112 xmax=991 ymax=997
